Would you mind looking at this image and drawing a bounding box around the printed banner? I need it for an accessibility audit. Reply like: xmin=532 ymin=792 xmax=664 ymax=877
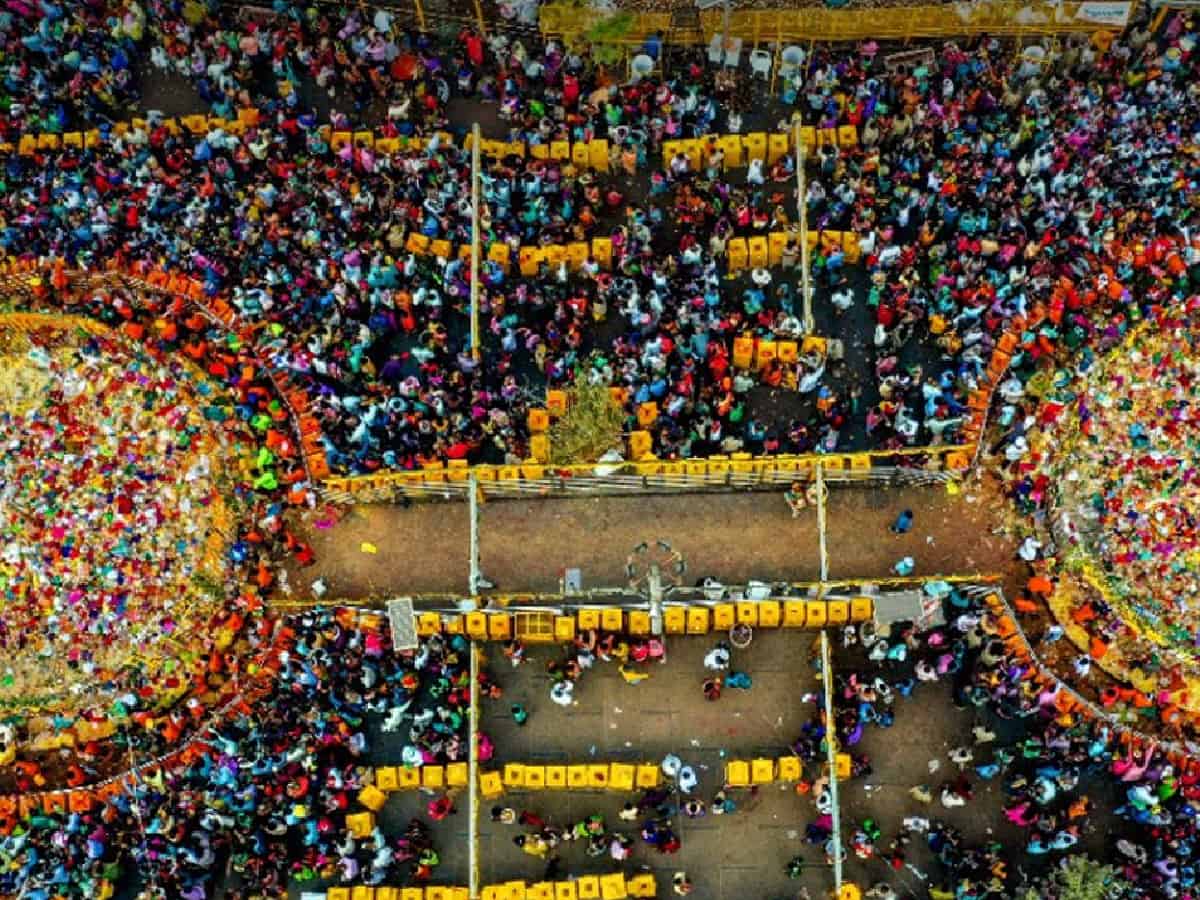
xmin=1075 ymin=1 xmax=1133 ymax=26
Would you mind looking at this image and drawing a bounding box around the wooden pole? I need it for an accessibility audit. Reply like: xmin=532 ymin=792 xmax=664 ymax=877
xmin=413 ymin=0 xmax=426 ymax=32
xmin=470 ymin=123 xmax=482 ymax=364
xmin=473 ymin=0 xmax=486 ymax=37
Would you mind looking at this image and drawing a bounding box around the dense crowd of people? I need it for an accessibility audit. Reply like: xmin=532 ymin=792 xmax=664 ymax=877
xmin=2 ymin=2 xmax=1188 ymax=476
xmin=4 ymin=0 xmax=1200 ymax=897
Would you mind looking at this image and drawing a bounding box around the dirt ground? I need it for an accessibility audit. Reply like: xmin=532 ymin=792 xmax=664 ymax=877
xmin=286 ymin=482 xmax=1018 ymax=603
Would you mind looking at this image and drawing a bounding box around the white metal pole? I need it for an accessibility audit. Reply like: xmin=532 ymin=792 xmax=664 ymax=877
xmin=816 ymin=462 xmax=828 ymax=583
xmin=468 ymin=643 xmax=481 ymax=899
xmin=470 ymin=123 xmax=482 ymax=363
xmin=795 ymin=117 xmax=813 ymax=335
xmin=469 ymin=473 xmax=481 ymax=596
xmin=820 ymin=629 xmax=843 ymax=895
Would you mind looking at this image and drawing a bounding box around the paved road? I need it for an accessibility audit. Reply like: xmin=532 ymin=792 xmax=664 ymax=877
xmin=285 ymin=481 xmax=1018 ymax=603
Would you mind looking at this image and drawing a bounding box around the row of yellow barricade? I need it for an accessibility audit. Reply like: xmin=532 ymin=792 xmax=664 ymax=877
xmin=323 ymin=450 xmax=901 ymax=494
xmin=662 ymin=125 xmax=858 ymax=171
xmin=413 ymin=596 xmax=876 ymax=644
xmin=319 ymin=875 xmax=656 ymax=900
xmin=479 ymin=761 xmax=663 ymax=799
xmin=726 ymin=229 xmax=862 ymax=273
xmin=3 ymin=106 xmax=618 ymax=177
xmin=403 ymin=231 xmax=615 ymax=276
xmin=724 ymin=753 xmax=851 ymax=787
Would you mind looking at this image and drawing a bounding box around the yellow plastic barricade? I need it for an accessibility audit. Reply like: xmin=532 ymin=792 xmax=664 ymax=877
xmin=506 ymin=881 xmax=529 ymax=900
xmin=819 ymin=128 xmax=838 ymax=149
xmin=748 ymin=235 xmax=769 ymax=269
xmin=85 ymin=129 xmax=100 ymax=148
xmin=661 ymin=139 xmax=680 ymax=169
xmin=572 ymin=142 xmax=590 ymax=170
xmin=528 ymin=408 xmax=550 ymax=432
xmin=376 ymin=137 xmax=399 ymax=154
xmin=556 ymin=882 xmax=579 ymax=900
xmin=636 ymin=764 xmax=661 ymax=788
xmin=628 ymin=610 xmax=651 ymax=635
xmin=687 ymin=607 xmax=711 ymax=634
xmin=62 ymin=132 xmax=83 ymax=149
xmin=757 ymin=600 xmax=781 ymax=627
xmin=627 ymin=874 xmax=656 ymax=899
xmin=718 ymin=133 xmax=743 ymax=168
xmin=568 ymin=765 xmax=589 ymax=789
xmin=508 ymin=141 xmax=526 ymax=158
xmin=544 ymin=244 xmax=566 ymax=269
xmin=466 ymin=611 xmax=488 ymax=639
xmin=377 ymin=890 xmax=400 ymax=900
xmin=555 ymin=615 xmax=576 ymax=642
xmin=431 ymin=239 xmax=452 ymax=259
xmin=577 ymin=876 xmax=601 ymax=900
xmin=727 ymin=236 xmax=749 ymax=271
xmin=827 ymin=600 xmax=850 ymax=626
xmin=599 ymin=873 xmax=627 ymax=900
xmin=406 ymin=232 xmax=431 ymax=255
xmin=352 ymin=887 xmax=376 ymax=900
xmin=418 ymin=612 xmax=441 ymax=636
xmin=768 ymin=132 xmax=790 ymax=165
xmin=376 ymin=766 xmax=400 ymax=792
xmin=480 ymin=770 xmax=504 ymax=799
xmin=778 ymin=341 xmax=798 ymax=364
xmin=524 ymin=766 xmax=546 ymax=789
xmin=851 ymin=597 xmax=873 ymax=622
xmin=743 ymin=132 xmax=767 ymax=163
xmin=358 ymin=784 xmax=387 ymax=812
xmin=778 ymin=755 xmax=803 ymax=781
xmin=354 ymin=130 xmax=374 ymax=148
xmin=550 ymin=141 xmax=570 ymax=161
xmin=733 ymin=334 xmax=754 ymax=368
xmin=610 ymin=763 xmax=636 ymax=792
xmin=529 ymin=433 xmax=550 ymax=463
xmin=346 ymin=812 xmax=375 ymax=839
xmin=799 ymin=126 xmax=816 ymax=155
xmin=768 ymin=231 xmax=789 ymax=266
xmin=520 ymin=247 xmax=542 ymax=277
xmin=847 ymin=453 xmax=872 ymax=475
xmin=489 ymin=613 xmax=512 ymax=640
xmin=684 ymin=138 xmax=703 ymax=170
xmin=806 ymin=601 xmax=827 ymax=628
xmin=567 ymin=242 xmax=589 ymax=271
xmin=601 ymin=608 xmax=623 ymax=632
xmin=331 ymin=130 xmax=353 ymax=151
xmin=329 ymin=889 xmax=351 ymax=900
xmin=946 ymin=451 xmax=970 ymax=470
xmin=422 ymin=765 xmax=445 ymax=789
xmin=736 ymin=600 xmax=759 ymax=626
xmin=725 ymin=760 xmax=750 ymax=787
xmin=529 ymin=884 xmax=555 ymax=900
xmin=711 ymin=603 xmax=734 ymax=630
xmin=783 ymin=600 xmax=807 ymax=627
xmin=503 ymin=764 xmax=526 ymax=788
xmin=589 ymin=139 xmax=609 ymax=172
xmin=531 ymin=143 xmax=549 ymax=160
xmin=836 ymin=753 xmax=852 ymax=779
xmin=752 ymin=758 xmax=776 ymax=784
xmin=636 ymin=402 xmax=658 ymax=428
xmin=398 ymin=766 xmax=422 ymax=789
xmin=546 ymin=389 xmax=568 ymax=417
xmin=842 ymin=230 xmax=862 ymax=264
xmin=181 ymin=114 xmax=207 ymax=134
xmin=488 ymin=242 xmax=510 ymax=272
xmin=546 ymin=765 xmax=567 ymax=789
xmin=802 ymin=336 xmax=828 ymax=356
xmin=18 ymin=135 xmax=36 ymax=156
xmin=592 ymin=237 xmax=612 ymax=269
xmin=628 ymin=430 xmax=653 ymax=460
xmin=577 ymin=607 xmax=601 ymax=630
xmin=756 ymin=340 xmax=777 ymax=371
xmin=447 ymin=762 xmax=469 ymax=787
xmin=664 ymin=606 xmax=687 ymax=634
xmin=482 ymin=888 xmax=503 ymax=900
xmin=837 ymin=125 xmax=858 ymax=148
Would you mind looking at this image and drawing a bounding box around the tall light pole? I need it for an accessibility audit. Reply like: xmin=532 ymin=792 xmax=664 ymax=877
xmin=625 ymin=540 xmax=686 ymax=641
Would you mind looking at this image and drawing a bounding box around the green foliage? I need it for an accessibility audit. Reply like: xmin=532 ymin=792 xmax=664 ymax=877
xmin=1017 ymin=856 xmax=1125 ymax=900
xmin=548 ymin=377 xmax=625 ymax=465
xmin=578 ymin=12 xmax=635 ymax=67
